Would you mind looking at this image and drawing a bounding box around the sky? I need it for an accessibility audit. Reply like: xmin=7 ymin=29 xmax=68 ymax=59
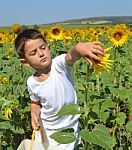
xmin=0 ymin=0 xmax=132 ymax=26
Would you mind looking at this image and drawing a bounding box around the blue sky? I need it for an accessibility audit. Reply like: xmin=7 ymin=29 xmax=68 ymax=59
xmin=0 ymin=0 xmax=132 ymax=26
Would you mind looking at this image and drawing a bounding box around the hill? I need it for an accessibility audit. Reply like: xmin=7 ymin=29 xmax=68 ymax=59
xmin=50 ymin=16 xmax=132 ymax=25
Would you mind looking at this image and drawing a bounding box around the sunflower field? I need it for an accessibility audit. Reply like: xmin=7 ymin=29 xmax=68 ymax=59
xmin=0 ymin=23 xmax=132 ymax=150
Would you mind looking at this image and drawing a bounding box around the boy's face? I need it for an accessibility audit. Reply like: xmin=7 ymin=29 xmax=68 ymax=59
xmin=22 ymin=38 xmax=51 ymax=70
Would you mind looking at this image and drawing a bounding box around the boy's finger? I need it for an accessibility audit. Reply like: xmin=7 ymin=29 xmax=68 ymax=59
xmin=84 ymin=57 xmax=93 ymax=66
xmin=87 ymin=52 xmax=101 ymax=61
xmin=93 ymin=41 xmax=102 ymax=46
xmin=32 ymin=124 xmax=40 ymax=130
xmin=91 ymin=47 xmax=106 ymax=56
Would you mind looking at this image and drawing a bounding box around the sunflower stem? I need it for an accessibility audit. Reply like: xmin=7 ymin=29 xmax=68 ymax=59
xmin=84 ymin=65 xmax=90 ymax=150
xmin=96 ymin=76 xmax=100 ymax=93
xmin=113 ymin=47 xmax=117 ymax=71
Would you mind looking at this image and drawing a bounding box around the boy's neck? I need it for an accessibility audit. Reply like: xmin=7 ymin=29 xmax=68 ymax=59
xmin=34 ymin=66 xmax=51 ymax=82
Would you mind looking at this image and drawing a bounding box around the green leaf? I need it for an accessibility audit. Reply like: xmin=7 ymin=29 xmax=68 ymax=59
xmin=110 ymin=87 xmax=131 ymax=101
xmin=75 ymin=83 xmax=85 ymax=91
xmin=80 ymin=124 xmax=114 ymax=150
xmin=116 ymin=112 xmax=126 ymax=125
xmin=101 ymin=98 xmax=116 ymax=112
xmin=57 ymin=104 xmax=82 ymax=117
xmin=98 ymin=111 xmax=110 ymax=124
xmin=10 ymin=127 xmax=24 ymax=134
xmin=117 ymin=87 xmax=130 ymax=100
xmin=0 ymin=121 xmax=12 ymax=130
xmin=50 ymin=129 xmax=76 ymax=144
xmin=126 ymin=121 xmax=132 ymax=132
xmin=22 ymin=106 xmax=30 ymax=113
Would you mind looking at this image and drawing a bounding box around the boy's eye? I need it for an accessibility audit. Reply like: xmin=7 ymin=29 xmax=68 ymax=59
xmin=40 ymin=45 xmax=46 ymax=50
xmin=30 ymin=50 xmax=36 ymax=55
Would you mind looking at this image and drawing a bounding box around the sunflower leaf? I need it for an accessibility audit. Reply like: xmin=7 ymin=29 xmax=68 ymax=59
xmin=57 ymin=104 xmax=82 ymax=117
xmin=80 ymin=124 xmax=114 ymax=150
xmin=50 ymin=129 xmax=76 ymax=144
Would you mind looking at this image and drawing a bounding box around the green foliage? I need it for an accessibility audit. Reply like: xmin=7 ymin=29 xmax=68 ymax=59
xmin=0 ymin=43 xmax=32 ymax=150
xmin=54 ymin=30 xmax=132 ymax=149
xmin=80 ymin=124 xmax=114 ymax=150
xmin=0 ymin=25 xmax=132 ymax=150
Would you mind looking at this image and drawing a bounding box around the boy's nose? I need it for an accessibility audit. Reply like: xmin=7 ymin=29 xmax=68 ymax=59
xmin=38 ymin=49 xmax=44 ymax=57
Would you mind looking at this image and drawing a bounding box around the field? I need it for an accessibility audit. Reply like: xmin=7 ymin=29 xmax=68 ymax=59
xmin=0 ymin=23 xmax=132 ymax=150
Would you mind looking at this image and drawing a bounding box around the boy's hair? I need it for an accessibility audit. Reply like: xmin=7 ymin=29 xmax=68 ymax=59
xmin=14 ymin=29 xmax=47 ymax=58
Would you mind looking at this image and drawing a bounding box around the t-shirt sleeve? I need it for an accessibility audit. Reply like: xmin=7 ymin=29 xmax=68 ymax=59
xmin=27 ymin=87 xmax=37 ymax=101
xmin=27 ymin=78 xmax=40 ymax=102
xmin=53 ymin=54 xmax=72 ymax=73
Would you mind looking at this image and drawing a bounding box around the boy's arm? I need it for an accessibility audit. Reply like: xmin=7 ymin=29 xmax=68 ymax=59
xmin=31 ymin=101 xmax=41 ymax=130
xmin=65 ymin=41 xmax=105 ymax=66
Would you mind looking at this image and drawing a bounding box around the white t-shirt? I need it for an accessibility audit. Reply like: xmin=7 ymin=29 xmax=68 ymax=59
xmin=27 ymin=54 xmax=80 ymax=129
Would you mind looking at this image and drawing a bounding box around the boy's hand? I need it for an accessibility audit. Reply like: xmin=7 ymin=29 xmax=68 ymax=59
xmin=75 ymin=41 xmax=105 ymax=62
xmin=65 ymin=41 xmax=105 ymax=66
xmin=31 ymin=113 xmax=40 ymax=130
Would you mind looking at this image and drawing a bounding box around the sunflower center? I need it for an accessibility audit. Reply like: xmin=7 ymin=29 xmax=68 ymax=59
xmin=52 ymin=29 xmax=60 ymax=36
xmin=113 ymin=32 xmax=122 ymax=41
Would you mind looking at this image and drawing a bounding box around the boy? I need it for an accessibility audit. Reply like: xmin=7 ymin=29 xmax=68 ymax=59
xmin=15 ymin=29 xmax=105 ymax=150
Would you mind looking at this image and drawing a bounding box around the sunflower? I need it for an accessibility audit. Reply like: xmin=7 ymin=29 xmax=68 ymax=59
xmin=85 ymin=46 xmax=113 ymax=76
xmin=39 ymin=29 xmax=49 ymax=39
xmin=0 ymin=75 xmax=9 ymax=84
xmin=71 ymin=29 xmax=85 ymax=41
xmin=0 ymin=33 xmax=4 ymax=44
xmin=62 ymin=30 xmax=72 ymax=44
xmin=89 ymin=34 xmax=99 ymax=42
xmin=3 ymin=107 xmax=13 ymax=118
xmin=107 ymin=25 xmax=128 ymax=47
xmin=128 ymin=28 xmax=132 ymax=36
xmin=48 ymin=25 xmax=63 ymax=40
xmin=12 ymin=23 xmax=21 ymax=34
xmin=5 ymin=48 xmax=13 ymax=59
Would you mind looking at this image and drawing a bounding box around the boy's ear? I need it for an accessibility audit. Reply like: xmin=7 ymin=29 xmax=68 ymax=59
xmin=20 ymin=59 xmax=30 ymax=67
xmin=47 ymin=43 xmax=50 ymax=50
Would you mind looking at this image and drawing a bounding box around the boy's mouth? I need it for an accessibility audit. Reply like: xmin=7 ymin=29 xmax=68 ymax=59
xmin=40 ymin=58 xmax=47 ymax=62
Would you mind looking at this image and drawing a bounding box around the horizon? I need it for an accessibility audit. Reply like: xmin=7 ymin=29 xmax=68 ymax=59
xmin=1 ymin=15 xmax=132 ymax=27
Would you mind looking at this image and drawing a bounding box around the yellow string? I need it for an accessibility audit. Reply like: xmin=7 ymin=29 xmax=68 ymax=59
xmin=29 ymin=128 xmax=36 ymax=150
xmin=29 ymin=127 xmax=45 ymax=150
